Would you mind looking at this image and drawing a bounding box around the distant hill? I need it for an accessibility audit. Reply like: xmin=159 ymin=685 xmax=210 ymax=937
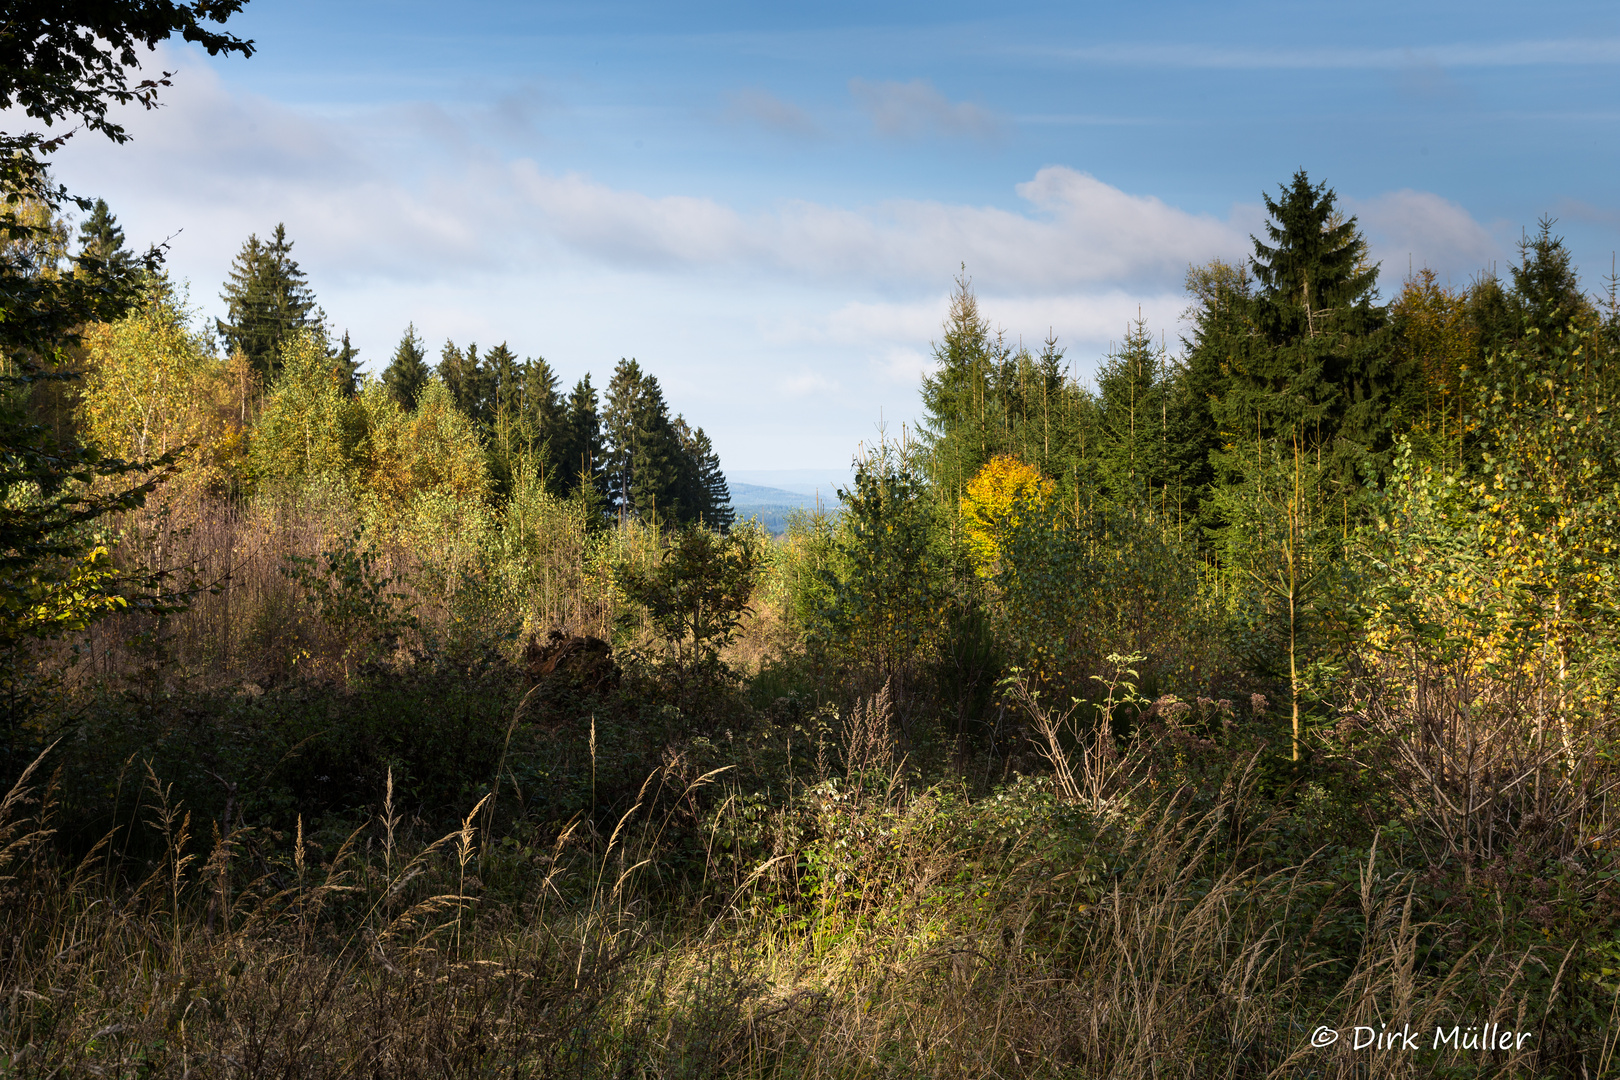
xmin=729 ymin=469 xmax=851 ymax=498
xmin=729 ymin=482 xmax=840 ymax=507
xmin=727 ymin=478 xmax=841 ymax=534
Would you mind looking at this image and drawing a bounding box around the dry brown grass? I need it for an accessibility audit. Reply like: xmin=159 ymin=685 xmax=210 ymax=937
xmin=0 ymin=703 xmax=1612 ymax=1078
xmin=0 ymin=750 xmax=716 ymax=1078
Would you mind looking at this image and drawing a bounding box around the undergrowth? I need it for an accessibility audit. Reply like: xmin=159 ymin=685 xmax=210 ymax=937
xmin=1 ymin=665 xmax=1616 ymax=1078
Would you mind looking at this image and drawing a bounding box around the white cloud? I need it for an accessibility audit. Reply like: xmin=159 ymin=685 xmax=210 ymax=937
xmin=501 ymin=165 xmax=1252 ymax=291
xmin=819 ymin=299 xmax=944 ymax=346
xmin=39 ymin=47 xmax=1283 ymax=297
xmin=873 ymin=346 xmax=935 ymax=387
xmin=1347 ymin=189 xmax=1503 ymax=282
xmin=815 ymin=289 xmax=1190 ymax=386
xmin=848 ymin=78 xmax=1003 ymax=141
xmin=1553 ymin=197 xmax=1620 ymax=230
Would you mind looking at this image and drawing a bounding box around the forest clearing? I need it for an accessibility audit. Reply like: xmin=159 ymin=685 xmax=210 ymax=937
xmin=4 ymin=4 xmax=1620 ymax=1078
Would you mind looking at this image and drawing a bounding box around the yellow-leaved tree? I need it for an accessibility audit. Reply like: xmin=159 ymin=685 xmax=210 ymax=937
xmin=79 ymin=276 xmax=249 ymax=489
xmin=358 ymin=378 xmax=489 ymax=516
xmin=959 ymin=454 xmax=1054 ymax=577
xmin=355 ymin=376 xmax=491 ymax=578
xmin=1463 ymin=327 xmax=1620 ymax=762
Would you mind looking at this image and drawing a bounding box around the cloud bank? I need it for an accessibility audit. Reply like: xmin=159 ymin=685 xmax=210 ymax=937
xmin=1349 ymin=189 xmax=1503 ymax=284
xmin=53 ymin=58 xmax=1255 ymax=293
xmin=53 ymin=46 xmax=1502 ymax=294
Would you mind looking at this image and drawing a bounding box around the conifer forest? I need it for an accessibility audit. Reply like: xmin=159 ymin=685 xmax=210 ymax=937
xmin=4 ymin=6 xmax=1620 ymax=1079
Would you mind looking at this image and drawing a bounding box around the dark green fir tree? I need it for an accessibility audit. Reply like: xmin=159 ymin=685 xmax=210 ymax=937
xmin=333 ymin=329 xmax=361 ymax=396
xmin=559 ymin=374 xmax=608 ymax=519
xmin=217 ymin=223 xmax=320 ymax=379
xmin=1093 ymin=316 xmax=1171 ymax=508
xmin=919 ymin=273 xmax=1015 ymax=501
xmin=1170 ymin=258 xmax=1251 ymax=527
xmin=1509 ymin=218 xmax=1594 ymax=342
xmin=438 ymin=340 xmax=491 ymax=426
xmin=604 ymin=358 xmax=687 ymax=524
xmin=682 ymin=420 xmax=734 ymax=532
xmin=1215 ymin=171 xmax=1402 ymax=480
xmin=74 ymin=198 xmax=135 ymax=278
xmin=484 ymin=342 xmax=522 ymax=419
xmin=382 ymin=323 xmax=430 ymax=410
xmin=517 ymin=355 xmax=565 ymax=487
xmin=603 ymin=358 xmax=648 ymax=518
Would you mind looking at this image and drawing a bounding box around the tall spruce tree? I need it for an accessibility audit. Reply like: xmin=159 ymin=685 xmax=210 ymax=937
xmin=1094 ymin=317 xmax=1173 ymax=509
xmin=217 ymin=224 xmax=320 ymax=379
xmin=559 ymin=374 xmax=607 ymax=514
xmin=687 ymin=422 xmax=734 ymax=532
xmin=1249 ymin=174 xmax=1379 ymax=344
xmin=604 ymin=358 xmax=648 ymax=518
xmin=629 ymin=375 xmax=680 ymax=524
xmin=667 ymin=415 xmax=733 ymax=530
xmin=333 ymin=329 xmax=361 ymax=396
xmin=383 ymin=323 xmax=430 ymax=410
xmin=517 ymin=355 xmax=565 ymax=488
xmin=1465 ymin=273 xmax=1517 ymax=365
xmin=480 ymin=341 xmax=522 ymax=494
xmin=920 ymin=274 xmax=1014 ymax=502
xmin=1223 ymin=172 xmax=1383 ymax=442
xmin=1440 ymin=221 xmax=1619 ymax=459
xmin=1510 ymin=218 xmax=1594 ymax=342
xmin=74 ymin=198 xmax=134 ymax=278
xmin=1170 ymin=259 xmax=1251 ymax=527
xmin=919 ymin=274 xmax=1097 ymax=517
xmin=484 ymin=342 xmax=521 ymax=419
xmin=1028 ymin=332 xmax=1070 ymax=469
xmin=478 ymin=342 xmax=568 ymax=495
xmin=1192 ymin=175 xmax=1390 ymax=718
xmin=438 ymin=340 xmax=491 ymax=426
xmin=1195 ymin=172 xmax=1407 ymax=502
xmin=604 ymin=359 xmax=720 ymax=526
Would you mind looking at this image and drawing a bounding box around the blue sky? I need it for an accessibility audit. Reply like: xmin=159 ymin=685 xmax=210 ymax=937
xmin=50 ymin=0 xmax=1620 ymax=470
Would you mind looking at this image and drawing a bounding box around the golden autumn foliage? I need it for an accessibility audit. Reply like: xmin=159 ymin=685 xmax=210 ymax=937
xmin=248 ymin=334 xmax=488 ymax=526
xmin=86 ymin=306 xmax=490 ymax=528
xmin=78 ymin=277 xmax=251 ymax=489
xmin=359 ymin=379 xmax=488 ymax=513
xmin=959 ymin=454 xmax=1054 ymax=576
xmin=1366 ymin=325 xmax=1620 ymax=768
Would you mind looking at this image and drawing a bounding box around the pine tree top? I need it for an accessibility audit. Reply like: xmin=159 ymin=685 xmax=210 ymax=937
xmin=218 ymin=223 xmax=320 ymax=379
xmin=382 ymin=323 xmax=430 ymax=410
xmin=75 ymin=198 xmax=133 ymax=275
xmin=1250 ymin=171 xmax=1379 ymax=340
xmin=1511 ymin=217 xmax=1592 ymax=337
